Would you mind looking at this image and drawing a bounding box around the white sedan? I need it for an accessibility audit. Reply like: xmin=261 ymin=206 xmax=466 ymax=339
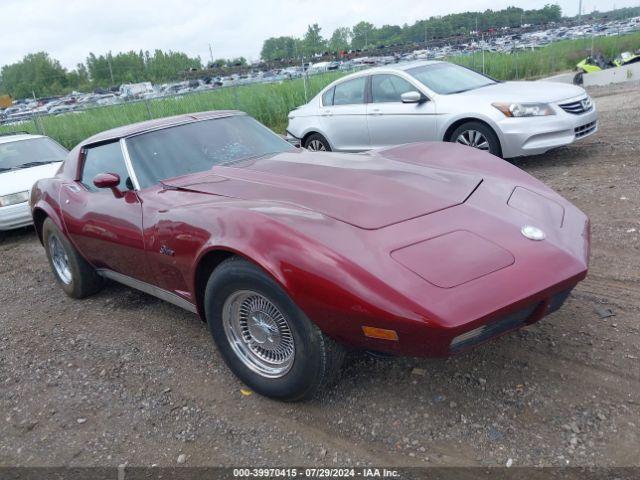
xmin=0 ymin=133 xmax=67 ymax=233
xmin=286 ymin=61 xmax=598 ymax=158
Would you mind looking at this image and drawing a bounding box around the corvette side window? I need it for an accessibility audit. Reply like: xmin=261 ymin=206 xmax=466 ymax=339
xmin=332 ymin=77 xmax=366 ymax=106
xmin=81 ymin=142 xmax=132 ymax=192
xmin=371 ymin=74 xmax=415 ymax=103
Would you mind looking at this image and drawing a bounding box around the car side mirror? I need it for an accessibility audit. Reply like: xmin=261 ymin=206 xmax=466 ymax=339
xmin=93 ymin=173 xmax=124 ymax=198
xmin=401 ymin=91 xmax=427 ymax=104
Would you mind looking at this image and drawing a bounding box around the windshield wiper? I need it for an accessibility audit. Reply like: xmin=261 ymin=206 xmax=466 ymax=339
xmin=0 ymin=167 xmax=15 ymax=172
xmin=448 ymin=83 xmax=496 ymax=95
xmin=16 ymin=160 xmax=60 ymax=168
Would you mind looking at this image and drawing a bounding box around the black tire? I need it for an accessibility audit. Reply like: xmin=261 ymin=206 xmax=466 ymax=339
xmin=42 ymin=217 xmax=104 ymax=299
xmin=573 ymin=71 xmax=584 ymax=85
xmin=449 ymin=121 xmax=502 ymax=157
xmin=303 ymin=133 xmax=332 ymax=152
xmin=204 ymin=257 xmax=345 ymax=401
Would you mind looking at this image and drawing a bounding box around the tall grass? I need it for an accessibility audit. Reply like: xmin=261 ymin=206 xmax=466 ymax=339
xmin=1 ymin=32 xmax=639 ymax=149
xmin=449 ymin=31 xmax=640 ymax=79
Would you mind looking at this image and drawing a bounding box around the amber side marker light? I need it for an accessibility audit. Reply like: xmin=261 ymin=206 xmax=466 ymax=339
xmin=362 ymin=326 xmax=399 ymax=341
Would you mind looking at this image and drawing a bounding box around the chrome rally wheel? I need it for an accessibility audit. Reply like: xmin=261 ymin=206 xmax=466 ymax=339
xmin=222 ymin=290 xmax=295 ymax=378
xmin=48 ymin=233 xmax=72 ymax=285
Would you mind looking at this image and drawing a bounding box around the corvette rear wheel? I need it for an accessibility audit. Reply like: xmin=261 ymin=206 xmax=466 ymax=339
xmin=42 ymin=218 xmax=103 ymax=298
xmin=204 ymin=257 xmax=345 ymax=401
xmin=304 ymin=133 xmax=331 ymax=152
xmin=450 ymin=121 xmax=501 ymax=157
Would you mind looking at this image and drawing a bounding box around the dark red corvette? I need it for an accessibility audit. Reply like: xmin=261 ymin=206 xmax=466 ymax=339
xmin=30 ymin=111 xmax=589 ymax=400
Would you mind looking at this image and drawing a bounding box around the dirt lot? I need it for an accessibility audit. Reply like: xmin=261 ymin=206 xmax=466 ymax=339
xmin=1 ymin=82 xmax=639 ymax=469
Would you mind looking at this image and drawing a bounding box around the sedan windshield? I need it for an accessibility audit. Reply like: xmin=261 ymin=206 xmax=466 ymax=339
xmin=126 ymin=115 xmax=295 ymax=189
xmin=407 ymin=63 xmax=496 ymax=95
xmin=0 ymin=137 xmax=67 ymax=171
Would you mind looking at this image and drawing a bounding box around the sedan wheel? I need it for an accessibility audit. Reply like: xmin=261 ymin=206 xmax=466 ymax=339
xmin=222 ymin=290 xmax=295 ymax=378
xmin=307 ymin=139 xmax=327 ymax=151
xmin=456 ymin=129 xmax=490 ymax=151
xmin=449 ymin=121 xmax=502 ymax=157
xmin=303 ymin=133 xmax=331 ymax=152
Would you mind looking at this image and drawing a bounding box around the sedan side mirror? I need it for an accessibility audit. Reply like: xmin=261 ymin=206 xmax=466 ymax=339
xmin=93 ymin=173 xmax=124 ymax=198
xmin=401 ymin=91 xmax=427 ymax=104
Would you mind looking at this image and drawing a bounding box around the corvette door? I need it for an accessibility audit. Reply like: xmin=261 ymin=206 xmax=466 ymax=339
xmin=367 ymin=74 xmax=438 ymax=148
xmin=60 ymin=141 xmax=149 ymax=282
xmin=323 ymin=76 xmax=369 ymax=151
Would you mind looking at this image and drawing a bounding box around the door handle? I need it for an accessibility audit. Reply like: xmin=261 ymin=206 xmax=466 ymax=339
xmin=370 ymin=108 xmax=382 ymax=116
xmin=321 ymin=110 xmax=333 ymax=117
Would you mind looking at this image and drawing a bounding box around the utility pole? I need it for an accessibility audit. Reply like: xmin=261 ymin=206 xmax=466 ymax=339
xmin=209 ymin=43 xmax=214 ymax=67
xmin=107 ymin=59 xmax=114 ymax=85
xmin=578 ymin=0 xmax=582 ymax=19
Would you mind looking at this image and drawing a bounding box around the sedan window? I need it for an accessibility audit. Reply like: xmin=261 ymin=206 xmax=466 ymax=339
xmin=371 ymin=75 xmax=416 ymax=103
xmin=126 ymin=115 xmax=295 ymax=189
xmin=322 ymin=87 xmax=335 ymax=106
xmin=332 ymin=77 xmax=366 ymax=106
xmin=0 ymin=137 xmax=67 ymax=171
xmin=81 ymin=142 xmax=132 ymax=192
xmin=407 ymin=63 xmax=496 ymax=95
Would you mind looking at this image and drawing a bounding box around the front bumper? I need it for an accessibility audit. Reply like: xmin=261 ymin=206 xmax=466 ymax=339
xmin=0 ymin=202 xmax=32 ymax=230
xmin=498 ymin=103 xmax=598 ymax=158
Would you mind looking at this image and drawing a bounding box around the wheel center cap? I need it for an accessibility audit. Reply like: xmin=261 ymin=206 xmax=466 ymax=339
xmin=248 ymin=314 xmax=277 ymax=344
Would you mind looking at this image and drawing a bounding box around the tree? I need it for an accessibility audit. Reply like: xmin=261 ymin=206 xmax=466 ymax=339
xmin=328 ymin=27 xmax=351 ymax=53
xmin=261 ymin=36 xmax=298 ymax=60
xmin=351 ymin=21 xmax=375 ymax=50
xmin=302 ymin=24 xmax=326 ymax=57
xmin=0 ymin=52 xmax=69 ymax=98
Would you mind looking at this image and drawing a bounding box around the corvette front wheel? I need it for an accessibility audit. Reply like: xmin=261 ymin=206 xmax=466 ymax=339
xmin=204 ymin=257 xmax=345 ymax=401
xmin=42 ymin=218 xmax=104 ymax=298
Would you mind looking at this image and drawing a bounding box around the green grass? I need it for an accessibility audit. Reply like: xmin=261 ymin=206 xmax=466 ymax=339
xmin=2 ymin=32 xmax=639 ymax=149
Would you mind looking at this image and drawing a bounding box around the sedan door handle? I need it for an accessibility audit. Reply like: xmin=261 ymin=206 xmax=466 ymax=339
xmin=370 ymin=108 xmax=382 ymax=116
xmin=321 ymin=110 xmax=333 ymax=117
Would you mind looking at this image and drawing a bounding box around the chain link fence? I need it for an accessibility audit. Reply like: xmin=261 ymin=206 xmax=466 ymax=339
xmin=0 ymin=70 xmax=348 ymax=148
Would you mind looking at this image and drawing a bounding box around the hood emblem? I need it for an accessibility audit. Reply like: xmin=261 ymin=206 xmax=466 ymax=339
xmin=521 ymin=225 xmax=545 ymax=241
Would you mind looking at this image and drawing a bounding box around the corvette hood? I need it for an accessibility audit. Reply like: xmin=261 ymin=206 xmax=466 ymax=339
xmin=163 ymin=150 xmax=482 ymax=229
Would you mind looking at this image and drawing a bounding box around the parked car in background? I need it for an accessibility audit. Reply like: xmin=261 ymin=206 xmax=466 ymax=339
xmin=0 ymin=133 xmax=67 ymax=234
xmin=31 ymin=111 xmax=589 ymax=400
xmin=286 ymin=61 xmax=598 ymax=158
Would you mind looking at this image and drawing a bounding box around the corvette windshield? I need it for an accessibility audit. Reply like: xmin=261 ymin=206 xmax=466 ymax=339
xmin=407 ymin=63 xmax=496 ymax=95
xmin=126 ymin=115 xmax=295 ymax=189
xmin=0 ymin=137 xmax=67 ymax=171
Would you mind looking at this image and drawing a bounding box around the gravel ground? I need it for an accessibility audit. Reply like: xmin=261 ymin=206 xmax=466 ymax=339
xmin=0 ymin=82 xmax=639 ymax=469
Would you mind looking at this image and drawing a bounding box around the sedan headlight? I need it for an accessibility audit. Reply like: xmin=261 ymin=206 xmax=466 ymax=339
xmin=492 ymin=102 xmax=555 ymax=117
xmin=0 ymin=191 xmax=30 ymax=207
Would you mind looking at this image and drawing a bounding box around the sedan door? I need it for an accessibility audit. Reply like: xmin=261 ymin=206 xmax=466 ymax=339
xmin=322 ymin=76 xmax=369 ymax=151
xmin=60 ymin=140 xmax=150 ymax=282
xmin=367 ymin=74 xmax=438 ymax=148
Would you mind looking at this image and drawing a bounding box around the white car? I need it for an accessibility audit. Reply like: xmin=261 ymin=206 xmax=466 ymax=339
xmin=286 ymin=61 xmax=598 ymax=158
xmin=0 ymin=133 xmax=67 ymax=233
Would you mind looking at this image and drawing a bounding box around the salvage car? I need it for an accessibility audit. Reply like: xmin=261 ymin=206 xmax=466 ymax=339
xmin=286 ymin=60 xmax=598 ymax=158
xmin=31 ymin=111 xmax=590 ymax=400
xmin=1 ymin=133 xmax=67 ymax=235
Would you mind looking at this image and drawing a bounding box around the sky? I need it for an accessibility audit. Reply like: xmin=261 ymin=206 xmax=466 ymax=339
xmin=1 ymin=0 xmax=638 ymax=70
